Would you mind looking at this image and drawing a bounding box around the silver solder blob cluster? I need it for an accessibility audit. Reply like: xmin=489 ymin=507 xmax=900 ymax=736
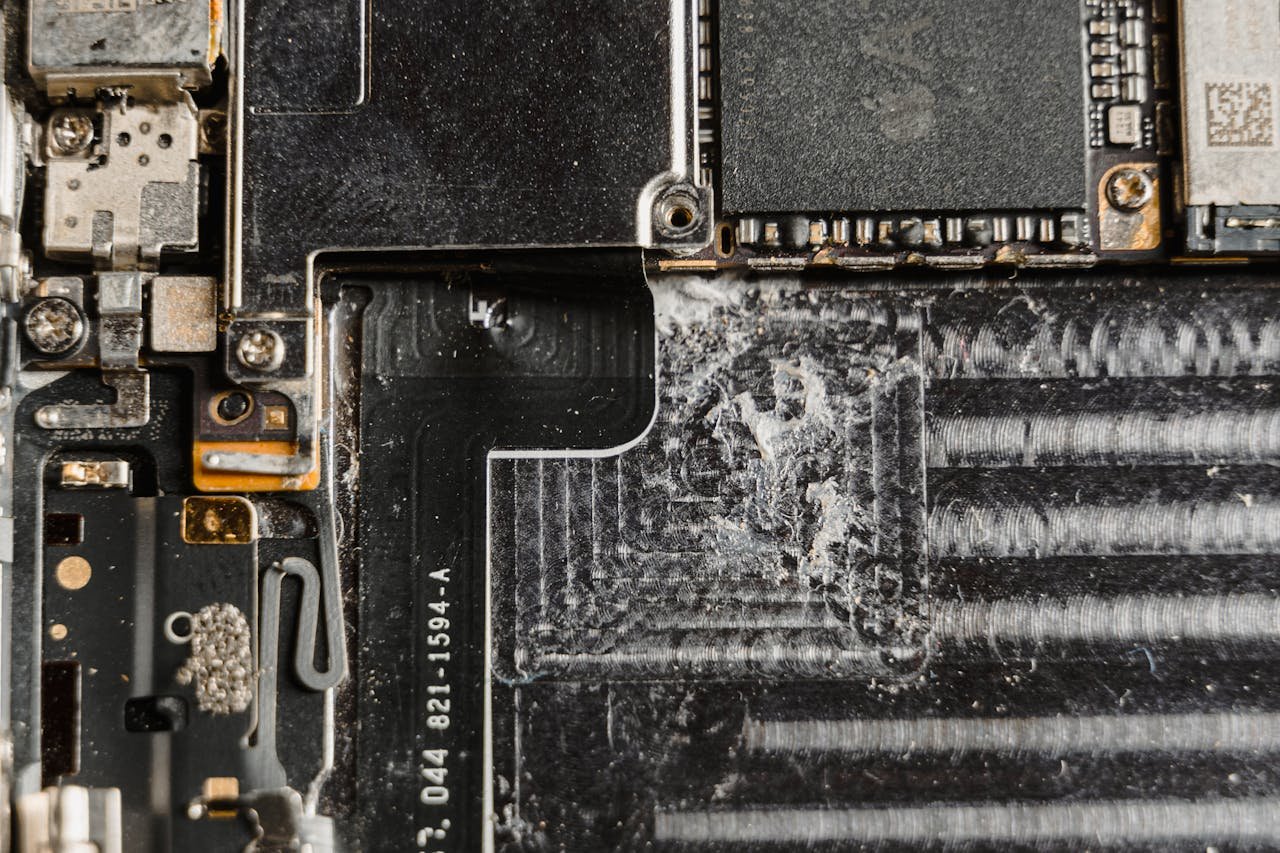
xmin=174 ymin=603 xmax=254 ymax=714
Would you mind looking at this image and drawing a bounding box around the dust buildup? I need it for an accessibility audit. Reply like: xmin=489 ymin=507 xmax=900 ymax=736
xmin=493 ymin=279 xmax=928 ymax=680
xmin=175 ymin=603 xmax=254 ymax=714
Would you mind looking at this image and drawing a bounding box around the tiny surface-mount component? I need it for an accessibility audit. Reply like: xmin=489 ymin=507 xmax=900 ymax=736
xmin=1091 ymin=60 xmax=1119 ymax=78
xmin=263 ymin=406 xmax=289 ymax=430
xmin=1108 ymin=104 xmax=1144 ymax=146
xmin=16 ymin=785 xmax=122 ymax=853
xmin=191 ymin=777 xmax=240 ymax=820
xmin=1121 ymin=18 xmax=1147 ymax=47
xmin=59 ymin=460 xmax=130 ymax=489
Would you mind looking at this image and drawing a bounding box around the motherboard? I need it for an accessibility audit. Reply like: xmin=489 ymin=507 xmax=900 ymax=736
xmin=1 ymin=0 xmax=1280 ymax=851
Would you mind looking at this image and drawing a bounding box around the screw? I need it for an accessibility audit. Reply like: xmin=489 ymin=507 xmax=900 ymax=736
xmin=49 ymin=112 xmax=94 ymax=156
xmin=24 ymin=298 xmax=84 ymax=355
xmin=1106 ymin=167 xmax=1154 ymax=212
xmin=235 ymin=329 xmax=285 ymax=372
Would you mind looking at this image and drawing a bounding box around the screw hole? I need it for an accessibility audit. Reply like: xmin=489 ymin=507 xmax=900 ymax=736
xmin=157 ymin=133 xmax=172 ymax=149
xmin=212 ymin=391 xmax=254 ymax=425
xmin=116 ymin=132 xmax=131 ymax=147
xmin=654 ymin=188 xmax=702 ymax=239
xmin=164 ymin=611 xmax=194 ymax=644
xmin=666 ymin=206 xmax=694 ymax=229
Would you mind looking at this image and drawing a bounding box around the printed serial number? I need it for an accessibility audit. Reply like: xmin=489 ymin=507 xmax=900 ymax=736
xmin=417 ymin=748 xmax=452 ymax=852
xmin=419 ymin=587 xmax=453 ymax=851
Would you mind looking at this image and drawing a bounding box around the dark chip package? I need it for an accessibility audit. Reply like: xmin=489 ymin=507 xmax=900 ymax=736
xmin=718 ymin=0 xmax=1089 ymax=212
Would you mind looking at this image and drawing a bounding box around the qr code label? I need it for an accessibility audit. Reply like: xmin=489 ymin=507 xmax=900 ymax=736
xmin=1205 ymin=82 xmax=1276 ymax=147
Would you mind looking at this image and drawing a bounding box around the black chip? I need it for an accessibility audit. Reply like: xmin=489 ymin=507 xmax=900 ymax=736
xmin=718 ymin=0 xmax=1088 ymax=213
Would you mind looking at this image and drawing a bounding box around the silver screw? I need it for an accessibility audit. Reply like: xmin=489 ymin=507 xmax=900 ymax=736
xmin=24 ymin=298 xmax=84 ymax=355
xmin=49 ymin=113 xmax=94 ymax=156
xmin=235 ymin=329 xmax=285 ymax=372
xmin=1106 ymin=167 xmax=1154 ymax=212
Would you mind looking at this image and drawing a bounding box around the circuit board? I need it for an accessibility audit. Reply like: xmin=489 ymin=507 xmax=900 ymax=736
xmin=2 ymin=0 xmax=1280 ymax=851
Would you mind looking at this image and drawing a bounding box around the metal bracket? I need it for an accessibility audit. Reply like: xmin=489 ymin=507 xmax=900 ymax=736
xmin=96 ymin=271 xmax=145 ymax=370
xmin=42 ymin=96 xmax=200 ymax=268
xmin=200 ymin=449 xmax=315 ymax=476
xmin=35 ymin=371 xmax=150 ymax=429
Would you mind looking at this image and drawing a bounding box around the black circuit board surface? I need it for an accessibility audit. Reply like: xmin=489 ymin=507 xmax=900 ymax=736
xmin=15 ymin=265 xmax=1280 ymax=851
xmin=6 ymin=0 xmax=1280 ymax=848
xmin=161 ymin=266 xmax=1280 ymax=851
xmin=480 ymin=272 xmax=1280 ymax=851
